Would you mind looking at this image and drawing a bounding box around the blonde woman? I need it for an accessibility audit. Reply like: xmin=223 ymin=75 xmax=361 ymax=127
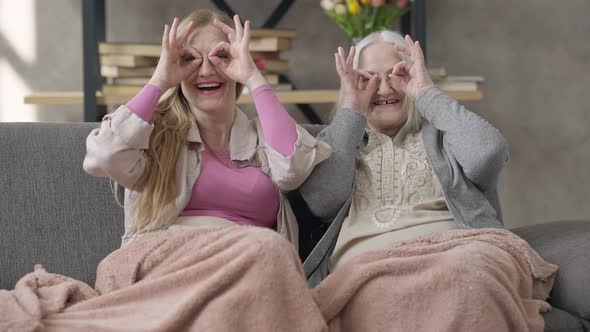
xmin=0 ymin=10 xmax=329 ymax=331
xmin=299 ymin=31 xmax=557 ymax=331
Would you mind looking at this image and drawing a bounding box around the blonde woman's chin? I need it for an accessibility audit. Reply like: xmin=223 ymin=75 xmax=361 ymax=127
xmin=188 ymin=96 xmax=236 ymax=115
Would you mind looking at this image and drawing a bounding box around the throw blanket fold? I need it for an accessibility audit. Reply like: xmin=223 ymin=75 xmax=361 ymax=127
xmin=0 ymin=226 xmax=327 ymax=332
xmin=312 ymin=228 xmax=558 ymax=332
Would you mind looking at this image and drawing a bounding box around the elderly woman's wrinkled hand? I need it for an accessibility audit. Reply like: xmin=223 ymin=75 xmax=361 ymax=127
xmin=388 ymin=35 xmax=434 ymax=100
xmin=335 ymin=46 xmax=379 ymax=115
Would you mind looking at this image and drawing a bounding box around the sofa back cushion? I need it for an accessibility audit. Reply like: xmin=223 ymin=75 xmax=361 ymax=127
xmin=512 ymin=220 xmax=590 ymax=321
xmin=0 ymin=123 xmax=123 ymax=289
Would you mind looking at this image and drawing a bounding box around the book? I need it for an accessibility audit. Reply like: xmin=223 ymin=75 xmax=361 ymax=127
xmin=250 ymin=29 xmax=295 ymax=39
xmin=101 ymin=65 xmax=156 ymax=78
xmin=434 ymin=75 xmax=484 ymax=91
xmin=109 ymin=77 xmax=151 ymax=85
xmin=250 ymin=51 xmax=282 ymax=60
xmin=100 ymin=55 xmax=158 ymax=67
xmin=104 ymin=82 xmax=293 ymax=96
xmin=435 ymin=80 xmax=478 ymax=91
xmin=263 ymin=74 xmax=280 ymax=85
xmin=444 ymin=75 xmax=485 ymax=83
xmin=249 ymin=37 xmax=291 ymax=52
xmin=427 ymin=66 xmax=447 ymax=80
xmin=108 ymin=74 xmax=279 ymax=86
xmin=273 ymin=83 xmax=293 ymax=91
xmin=99 ymin=43 xmax=161 ymax=57
xmin=99 ymin=40 xmax=292 ymax=54
xmin=103 ymin=84 xmax=142 ymax=95
xmin=99 ymin=37 xmax=292 ymax=57
xmin=253 ymin=58 xmax=289 ymax=73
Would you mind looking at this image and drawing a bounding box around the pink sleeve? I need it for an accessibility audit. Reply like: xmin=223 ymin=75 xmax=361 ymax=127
xmin=252 ymin=84 xmax=298 ymax=157
xmin=126 ymin=84 xmax=162 ymax=123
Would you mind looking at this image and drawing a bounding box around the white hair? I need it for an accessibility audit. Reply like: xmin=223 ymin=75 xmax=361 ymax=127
xmin=353 ymin=30 xmax=411 ymax=69
xmin=352 ymin=30 xmax=422 ymax=146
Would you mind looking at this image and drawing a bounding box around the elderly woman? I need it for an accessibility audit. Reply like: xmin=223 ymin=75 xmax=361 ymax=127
xmin=0 ymin=10 xmax=329 ymax=332
xmin=299 ymin=31 xmax=557 ymax=332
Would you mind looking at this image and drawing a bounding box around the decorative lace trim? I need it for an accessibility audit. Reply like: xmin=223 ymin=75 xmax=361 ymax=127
xmin=353 ymin=130 xmax=443 ymax=228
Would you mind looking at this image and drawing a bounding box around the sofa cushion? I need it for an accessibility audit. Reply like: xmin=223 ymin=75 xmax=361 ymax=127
xmin=542 ymin=307 xmax=584 ymax=332
xmin=0 ymin=123 xmax=123 ymax=289
xmin=512 ymin=220 xmax=590 ymax=320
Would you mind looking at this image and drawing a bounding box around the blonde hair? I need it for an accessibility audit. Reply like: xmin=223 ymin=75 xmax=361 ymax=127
xmin=119 ymin=9 xmax=243 ymax=233
xmin=348 ymin=30 xmax=422 ymax=146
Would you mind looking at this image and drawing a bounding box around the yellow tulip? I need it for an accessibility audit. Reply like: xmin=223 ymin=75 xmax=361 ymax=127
xmin=348 ymin=0 xmax=361 ymax=15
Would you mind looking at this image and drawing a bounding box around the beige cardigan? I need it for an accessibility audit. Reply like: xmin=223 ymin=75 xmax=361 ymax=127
xmin=83 ymin=105 xmax=331 ymax=247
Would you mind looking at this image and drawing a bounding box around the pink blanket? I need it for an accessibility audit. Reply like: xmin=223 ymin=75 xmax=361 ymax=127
xmin=0 ymin=226 xmax=327 ymax=332
xmin=312 ymin=229 xmax=558 ymax=332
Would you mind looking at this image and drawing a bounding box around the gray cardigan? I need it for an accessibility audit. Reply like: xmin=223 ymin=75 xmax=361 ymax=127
xmin=299 ymin=87 xmax=510 ymax=287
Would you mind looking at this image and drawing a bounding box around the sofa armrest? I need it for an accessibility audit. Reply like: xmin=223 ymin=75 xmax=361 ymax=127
xmin=511 ymin=220 xmax=590 ymax=320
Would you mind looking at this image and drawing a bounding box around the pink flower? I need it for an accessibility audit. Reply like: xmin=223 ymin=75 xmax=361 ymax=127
xmin=395 ymin=0 xmax=409 ymax=8
xmin=371 ymin=0 xmax=383 ymax=7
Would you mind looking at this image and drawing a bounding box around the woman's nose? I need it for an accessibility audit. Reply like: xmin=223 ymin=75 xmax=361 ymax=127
xmin=377 ymin=74 xmax=393 ymax=95
xmin=199 ymin=57 xmax=216 ymax=77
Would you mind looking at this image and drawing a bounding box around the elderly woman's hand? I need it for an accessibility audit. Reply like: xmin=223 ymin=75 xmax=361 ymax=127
xmin=209 ymin=15 xmax=264 ymax=90
xmin=148 ymin=17 xmax=202 ymax=92
xmin=388 ymin=35 xmax=435 ymax=100
xmin=336 ymin=46 xmax=379 ymax=115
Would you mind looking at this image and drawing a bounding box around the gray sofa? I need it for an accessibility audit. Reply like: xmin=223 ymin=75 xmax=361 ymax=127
xmin=1 ymin=122 xmax=589 ymax=331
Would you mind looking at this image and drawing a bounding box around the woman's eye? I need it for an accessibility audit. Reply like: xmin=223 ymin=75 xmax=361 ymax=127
xmin=217 ymin=53 xmax=229 ymax=59
xmin=184 ymin=56 xmax=195 ymax=62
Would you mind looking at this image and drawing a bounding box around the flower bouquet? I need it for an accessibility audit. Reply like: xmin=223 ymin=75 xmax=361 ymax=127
xmin=320 ymin=0 xmax=412 ymax=40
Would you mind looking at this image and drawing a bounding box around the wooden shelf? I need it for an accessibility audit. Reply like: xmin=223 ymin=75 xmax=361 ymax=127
xmin=24 ymin=89 xmax=483 ymax=106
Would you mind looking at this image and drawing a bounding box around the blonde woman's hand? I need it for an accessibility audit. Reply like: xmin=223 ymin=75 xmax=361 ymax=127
xmin=148 ymin=17 xmax=203 ymax=91
xmin=388 ymin=35 xmax=435 ymax=100
xmin=210 ymin=15 xmax=264 ymax=90
xmin=335 ymin=46 xmax=379 ymax=115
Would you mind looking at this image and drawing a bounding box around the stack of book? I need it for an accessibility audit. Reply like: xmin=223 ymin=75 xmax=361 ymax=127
xmin=435 ymin=75 xmax=484 ymax=92
xmin=428 ymin=66 xmax=484 ymax=92
xmin=99 ymin=43 xmax=160 ymax=96
xmin=98 ymin=29 xmax=294 ymax=97
xmin=244 ymin=29 xmax=294 ymax=93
